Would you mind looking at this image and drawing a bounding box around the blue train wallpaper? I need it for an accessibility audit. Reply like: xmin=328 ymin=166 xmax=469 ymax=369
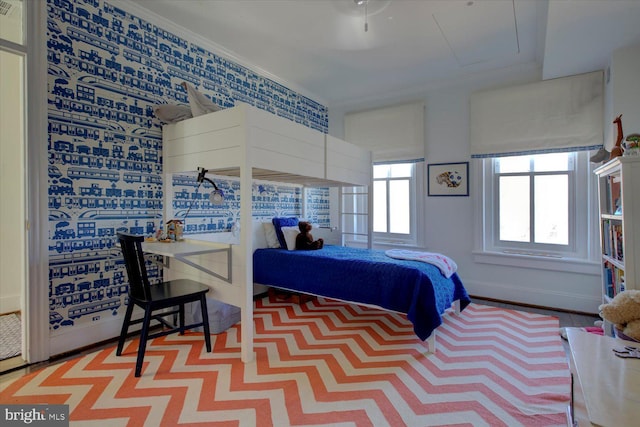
xmin=47 ymin=0 xmax=330 ymax=335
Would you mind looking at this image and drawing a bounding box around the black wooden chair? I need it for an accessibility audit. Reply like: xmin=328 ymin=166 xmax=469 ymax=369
xmin=116 ymin=232 xmax=212 ymax=377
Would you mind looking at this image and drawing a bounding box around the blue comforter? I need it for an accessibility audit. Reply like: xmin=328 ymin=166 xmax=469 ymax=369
xmin=253 ymin=245 xmax=470 ymax=340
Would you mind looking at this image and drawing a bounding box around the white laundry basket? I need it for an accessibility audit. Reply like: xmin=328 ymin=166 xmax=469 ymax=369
xmin=186 ymin=298 xmax=240 ymax=334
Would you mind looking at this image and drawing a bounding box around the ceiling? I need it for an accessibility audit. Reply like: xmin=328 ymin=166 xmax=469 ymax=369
xmin=128 ymin=0 xmax=640 ymax=108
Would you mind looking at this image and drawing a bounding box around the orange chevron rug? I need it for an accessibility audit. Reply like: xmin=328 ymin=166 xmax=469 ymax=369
xmin=1 ymin=298 xmax=570 ymax=426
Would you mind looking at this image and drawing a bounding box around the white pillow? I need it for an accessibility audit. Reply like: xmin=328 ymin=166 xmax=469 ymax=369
xmin=262 ymin=222 xmax=280 ymax=248
xmin=281 ymin=226 xmax=300 ymax=251
xmin=184 ymin=81 xmax=221 ymax=117
xmin=153 ymin=104 xmax=192 ymax=123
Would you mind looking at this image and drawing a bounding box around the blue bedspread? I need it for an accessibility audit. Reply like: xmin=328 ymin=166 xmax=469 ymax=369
xmin=253 ymin=245 xmax=470 ymax=340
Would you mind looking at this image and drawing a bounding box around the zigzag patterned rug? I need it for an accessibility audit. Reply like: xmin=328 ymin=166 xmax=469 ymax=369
xmin=0 ymin=298 xmax=570 ymax=426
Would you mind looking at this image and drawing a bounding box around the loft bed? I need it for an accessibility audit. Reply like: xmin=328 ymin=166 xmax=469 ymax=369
xmin=162 ymin=103 xmax=467 ymax=363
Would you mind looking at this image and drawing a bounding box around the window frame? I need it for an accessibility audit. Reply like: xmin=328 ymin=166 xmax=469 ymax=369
xmin=492 ymin=155 xmax=576 ymax=255
xmin=372 ymin=161 xmax=422 ymax=246
xmin=474 ymin=151 xmax=599 ymax=273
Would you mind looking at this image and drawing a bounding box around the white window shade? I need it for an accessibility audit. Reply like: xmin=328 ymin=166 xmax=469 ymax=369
xmin=345 ymin=102 xmax=425 ymax=163
xmin=470 ymin=71 xmax=603 ymax=158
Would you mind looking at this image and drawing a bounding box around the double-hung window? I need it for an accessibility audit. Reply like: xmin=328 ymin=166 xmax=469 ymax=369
xmin=341 ymin=161 xmax=421 ymax=247
xmin=373 ymin=162 xmax=419 ymax=245
xmin=478 ymin=151 xmax=595 ymax=265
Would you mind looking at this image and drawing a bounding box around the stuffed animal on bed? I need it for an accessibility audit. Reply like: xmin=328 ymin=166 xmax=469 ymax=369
xmin=295 ymin=221 xmax=324 ymax=250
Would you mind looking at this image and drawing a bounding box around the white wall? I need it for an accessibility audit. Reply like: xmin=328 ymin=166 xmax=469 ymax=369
xmin=329 ymin=62 xmax=603 ymax=314
xmin=611 ymin=44 xmax=640 ymax=138
xmin=0 ymin=51 xmax=24 ymax=314
xmin=604 ymin=44 xmax=640 ymax=150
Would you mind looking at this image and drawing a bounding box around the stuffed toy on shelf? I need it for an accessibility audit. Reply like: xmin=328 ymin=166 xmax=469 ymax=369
xmin=599 ymin=289 xmax=640 ymax=342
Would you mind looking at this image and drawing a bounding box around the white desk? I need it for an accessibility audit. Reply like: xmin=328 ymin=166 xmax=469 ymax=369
xmin=142 ymin=240 xmax=232 ymax=283
xmin=141 ymin=237 xmax=255 ymax=364
xmin=567 ymin=329 xmax=640 ymax=426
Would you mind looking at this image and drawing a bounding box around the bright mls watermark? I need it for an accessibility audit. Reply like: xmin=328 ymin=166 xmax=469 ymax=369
xmin=1 ymin=405 xmax=68 ymax=426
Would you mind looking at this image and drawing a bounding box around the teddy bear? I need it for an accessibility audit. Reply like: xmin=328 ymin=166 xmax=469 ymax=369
xmin=599 ymin=289 xmax=640 ymax=341
xmin=295 ymin=221 xmax=324 ymax=250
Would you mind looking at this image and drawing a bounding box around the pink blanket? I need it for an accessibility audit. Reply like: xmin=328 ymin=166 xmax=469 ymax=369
xmin=385 ymin=249 xmax=458 ymax=278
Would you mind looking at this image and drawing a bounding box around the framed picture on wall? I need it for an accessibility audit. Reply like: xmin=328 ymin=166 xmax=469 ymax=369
xmin=427 ymin=162 xmax=469 ymax=196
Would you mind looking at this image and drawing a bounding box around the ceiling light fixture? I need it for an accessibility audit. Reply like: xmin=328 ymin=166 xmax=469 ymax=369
xmin=355 ymin=0 xmax=369 ymax=32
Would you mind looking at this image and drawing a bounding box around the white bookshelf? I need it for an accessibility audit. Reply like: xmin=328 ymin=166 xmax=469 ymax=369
xmin=594 ymin=156 xmax=640 ymax=336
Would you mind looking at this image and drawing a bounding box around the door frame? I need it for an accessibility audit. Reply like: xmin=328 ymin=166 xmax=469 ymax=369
xmin=24 ymin=0 xmax=49 ymax=364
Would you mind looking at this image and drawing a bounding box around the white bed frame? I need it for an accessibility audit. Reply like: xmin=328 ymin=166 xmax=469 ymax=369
xmin=162 ymin=103 xmax=372 ymax=363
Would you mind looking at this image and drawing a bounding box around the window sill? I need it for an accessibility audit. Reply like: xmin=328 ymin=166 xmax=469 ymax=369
xmin=373 ymin=241 xmax=421 ymax=250
xmin=343 ymin=239 xmax=422 ymax=251
xmin=472 ymin=250 xmax=600 ymax=275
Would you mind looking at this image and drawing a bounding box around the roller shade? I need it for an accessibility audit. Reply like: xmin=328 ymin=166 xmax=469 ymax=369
xmin=345 ymin=102 xmax=425 ymax=163
xmin=470 ymin=71 xmax=603 ymax=158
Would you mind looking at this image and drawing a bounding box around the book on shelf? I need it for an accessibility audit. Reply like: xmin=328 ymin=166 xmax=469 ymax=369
xmin=603 ymin=261 xmax=625 ymax=298
xmin=608 ymin=175 xmax=622 ymax=215
xmin=601 ymin=219 xmax=624 ymax=260
xmin=604 ymin=265 xmax=614 ymax=298
xmin=614 ymin=223 xmax=624 ymax=261
xmin=602 ymin=219 xmax=612 ymax=256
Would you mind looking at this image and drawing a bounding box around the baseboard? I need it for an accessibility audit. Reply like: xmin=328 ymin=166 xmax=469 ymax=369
xmin=471 ymin=295 xmax=598 ymax=317
xmin=463 ymin=279 xmax=600 ymax=314
xmin=47 ymin=280 xmax=599 ymax=356
xmin=49 ymin=316 xmax=130 ymax=357
xmin=49 ymin=285 xmax=264 ymax=357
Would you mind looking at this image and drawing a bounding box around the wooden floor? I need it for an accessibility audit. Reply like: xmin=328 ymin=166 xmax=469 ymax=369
xmin=475 ymin=297 xmax=600 ymax=329
xmin=476 ymin=297 xmax=601 ymax=356
xmin=0 ymin=296 xmax=600 ymax=382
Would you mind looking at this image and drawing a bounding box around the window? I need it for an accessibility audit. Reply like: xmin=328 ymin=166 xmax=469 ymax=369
xmin=372 ymin=162 xmax=419 ymax=245
xmin=478 ymin=151 xmax=596 ymax=265
xmin=496 ymin=153 xmax=571 ymax=248
xmin=340 ymin=161 xmax=422 ymax=248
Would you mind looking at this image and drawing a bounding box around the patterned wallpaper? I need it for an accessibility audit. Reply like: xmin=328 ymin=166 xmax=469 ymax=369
xmin=47 ymin=0 xmax=330 ymax=334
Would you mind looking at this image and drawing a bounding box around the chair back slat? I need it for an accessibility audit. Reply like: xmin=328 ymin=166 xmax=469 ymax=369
xmin=117 ymin=232 xmax=151 ymax=300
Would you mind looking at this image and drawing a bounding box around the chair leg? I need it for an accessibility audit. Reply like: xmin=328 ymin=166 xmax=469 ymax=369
xmin=179 ymin=303 xmax=185 ymax=335
xmin=116 ymin=302 xmax=134 ymax=356
xmin=200 ymin=295 xmax=212 ymax=353
xmin=135 ymin=307 xmax=153 ymax=377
